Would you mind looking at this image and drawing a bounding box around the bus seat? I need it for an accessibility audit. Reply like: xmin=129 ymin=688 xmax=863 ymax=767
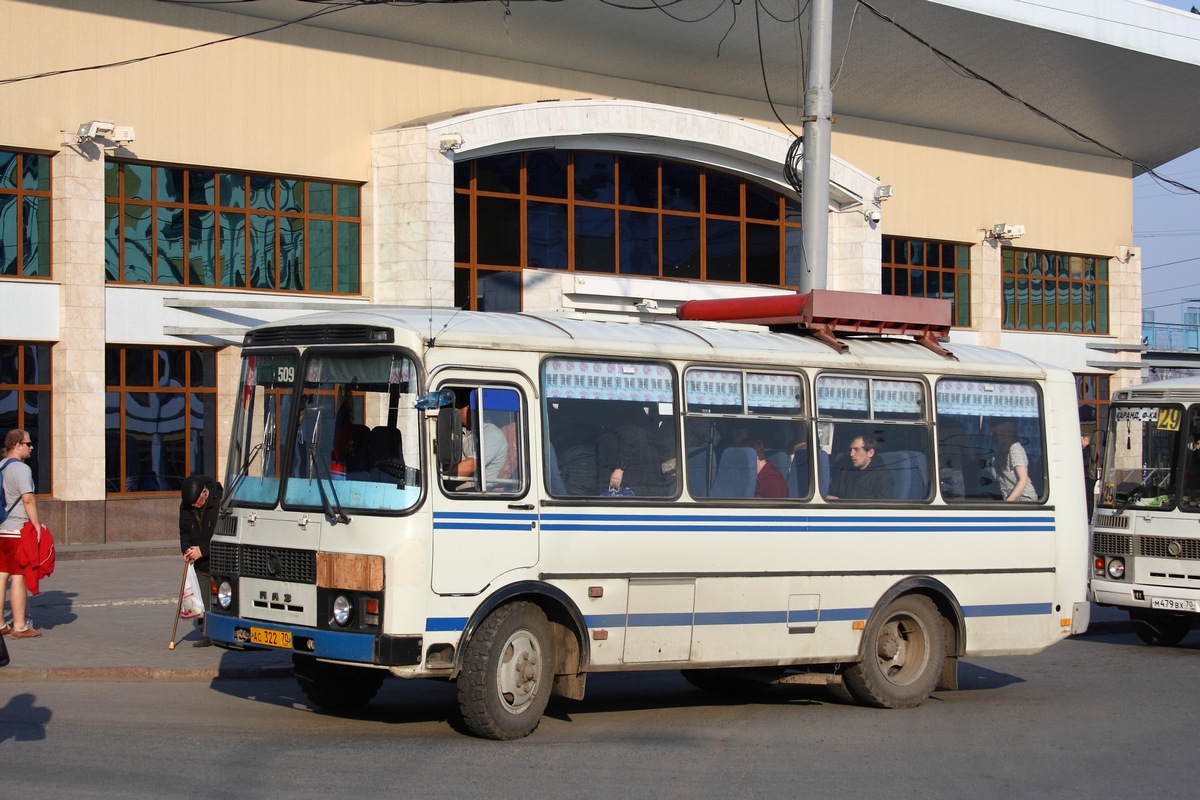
xmin=710 ymin=447 xmax=757 ymax=498
xmin=879 ymin=450 xmax=929 ymax=500
xmin=367 ymin=426 xmax=403 ymax=481
xmin=546 ymin=442 xmax=568 ymax=495
xmin=768 ymin=451 xmax=792 ymax=483
xmin=687 ymin=449 xmax=711 ymax=498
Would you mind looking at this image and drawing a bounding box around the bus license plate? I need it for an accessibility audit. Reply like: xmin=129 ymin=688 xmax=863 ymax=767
xmin=1150 ymin=597 xmax=1197 ymax=612
xmin=250 ymin=627 xmax=293 ymax=649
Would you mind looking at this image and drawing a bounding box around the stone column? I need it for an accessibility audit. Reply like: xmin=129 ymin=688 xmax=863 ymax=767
xmin=50 ymin=141 xmax=108 ymax=542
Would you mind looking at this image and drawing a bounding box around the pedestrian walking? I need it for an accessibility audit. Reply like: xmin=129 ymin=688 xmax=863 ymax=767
xmin=0 ymin=429 xmax=43 ymax=638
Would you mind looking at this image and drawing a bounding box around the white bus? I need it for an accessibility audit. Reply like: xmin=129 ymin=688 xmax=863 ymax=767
xmin=1091 ymin=377 xmax=1200 ymax=645
xmin=205 ymin=291 xmax=1090 ymax=739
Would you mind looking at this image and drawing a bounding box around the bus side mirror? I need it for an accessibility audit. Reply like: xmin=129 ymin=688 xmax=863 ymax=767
xmin=416 ymin=389 xmax=455 ymax=410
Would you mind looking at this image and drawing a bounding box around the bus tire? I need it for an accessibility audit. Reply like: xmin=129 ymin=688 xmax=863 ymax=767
xmin=843 ymin=594 xmax=946 ymax=709
xmin=1130 ymin=609 xmax=1192 ymax=647
xmin=457 ymin=601 xmax=553 ymax=740
xmin=293 ymin=654 xmax=385 ymax=712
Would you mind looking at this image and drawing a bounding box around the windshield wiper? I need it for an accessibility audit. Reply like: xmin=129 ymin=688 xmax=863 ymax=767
xmin=308 ymin=438 xmax=351 ymax=526
xmin=220 ymin=442 xmax=263 ymax=516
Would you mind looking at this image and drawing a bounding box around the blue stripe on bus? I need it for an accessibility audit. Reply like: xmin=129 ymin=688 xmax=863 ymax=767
xmin=427 ymin=617 xmax=469 ymax=632
xmin=962 ymin=602 xmax=1052 ymax=617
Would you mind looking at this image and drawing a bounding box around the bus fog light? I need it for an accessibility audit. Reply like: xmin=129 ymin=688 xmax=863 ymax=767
xmin=1107 ymin=558 xmax=1125 ymax=580
xmin=217 ymin=580 xmax=233 ymax=610
xmin=332 ymin=594 xmax=354 ymax=627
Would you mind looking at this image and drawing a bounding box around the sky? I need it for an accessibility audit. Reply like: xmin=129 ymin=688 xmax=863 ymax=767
xmin=1137 ymin=1 xmax=1200 ymax=325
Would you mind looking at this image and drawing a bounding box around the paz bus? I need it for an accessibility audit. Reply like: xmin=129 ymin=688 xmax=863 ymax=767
xmin=204 ymin=290 xmax=1090 ymax=739
xmin=1090 ymin=377 xmax=1200 ymax=645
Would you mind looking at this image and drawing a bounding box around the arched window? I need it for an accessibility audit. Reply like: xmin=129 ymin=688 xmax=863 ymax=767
xmin=453 ymin=151 xmax=802 ymax=311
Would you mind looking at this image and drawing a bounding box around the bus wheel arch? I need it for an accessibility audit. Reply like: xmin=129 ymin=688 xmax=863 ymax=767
xmin=454 ymin=582 xmax=589 ymax=698
xmin=843 ymin=579 xmax=963 ymax=708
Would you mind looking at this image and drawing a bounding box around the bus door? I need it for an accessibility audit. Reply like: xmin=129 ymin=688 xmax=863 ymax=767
xmin=431 ymin=378 xmax=538 ymax=595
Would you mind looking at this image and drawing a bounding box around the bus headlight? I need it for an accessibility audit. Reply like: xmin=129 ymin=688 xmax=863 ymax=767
xmin=1107 ymin=558 xmax=1126 ymax=580
xmin=332 ymin=594 xmax=354 ymax=627
xmin=217 ymin=579 xmax=233 ymax=610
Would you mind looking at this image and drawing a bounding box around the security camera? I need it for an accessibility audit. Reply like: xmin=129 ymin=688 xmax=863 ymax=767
xmin=111 ymin=125 xmax=136 ymax=146
xmin=867 ymin=209 xmax=881 ymax=224
xmin=76 ymin=120 xmax=115 ymax=140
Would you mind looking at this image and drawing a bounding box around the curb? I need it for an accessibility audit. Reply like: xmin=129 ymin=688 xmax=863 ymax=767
xmin=0 ymin=665 xmax=294 ymax=682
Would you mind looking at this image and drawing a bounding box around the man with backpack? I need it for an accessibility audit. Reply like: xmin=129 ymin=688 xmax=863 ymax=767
xmin=0 ymin=429 xmax=43 ymax=638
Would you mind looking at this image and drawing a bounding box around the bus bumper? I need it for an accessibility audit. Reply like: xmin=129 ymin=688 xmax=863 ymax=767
xmin=1092 ymin=578 xmax=1200 ymax=615
xmin=205 ymin=615 xmax=423 ymax=667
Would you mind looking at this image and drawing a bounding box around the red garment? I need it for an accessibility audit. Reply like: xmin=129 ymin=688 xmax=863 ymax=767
xmin=755 ymin=462 xmax=789 ymax=499
xmin=16 ymin=521 xmax=55 ymax=595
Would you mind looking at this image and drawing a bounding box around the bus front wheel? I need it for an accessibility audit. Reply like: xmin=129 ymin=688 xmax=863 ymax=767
xmin=1130 ymin=609 xmax=1192 ymax=646
xmin=457 ymin=601 xmax=554 ymax=740
xmin=843 ymin=594 xmax=946 ymax=709
xmin=293 ymin=654 xmax=385 ymax=712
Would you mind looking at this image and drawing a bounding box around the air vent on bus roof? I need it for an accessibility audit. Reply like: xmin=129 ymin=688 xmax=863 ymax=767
xmin=244 ymin=325 xmax=394 ymax=347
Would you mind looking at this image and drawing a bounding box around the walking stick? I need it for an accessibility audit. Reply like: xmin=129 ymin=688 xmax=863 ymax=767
xmin=168 ymin=559 xmax=189 ymax=650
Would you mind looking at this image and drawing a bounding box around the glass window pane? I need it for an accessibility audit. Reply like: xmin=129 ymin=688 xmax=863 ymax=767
xmin=188 ymin=210 xmax=216 ymax=285
xmin=527 ymin=201 xmax=568 ymax=269
xmin=280 ymin=216 xmax=305 ymax=291
xmin=455 ymin=192 xmax=471 ymax=264
xmin=124 ymin=348 xmax=154 ymax=385
xmin=189 ymin=171 xmax=215 ymax=206
xmin=220 ymin=212 xmax=246 ymax=287
xmin=574 ymin=206 xmax=615 ymax=273
xmin=191 ymin=350 xmax=216 ymax=388
xmin=160 ymin=349 xmax=186 ymax=387
xmin=662 ymin=215 xmax=700 ymax=280
xmin=104 ymin=161 xmax=119 ymax=198
xmin=337 ymin=221 xmax=360 ymax=293
xmin=309 ymin=219 xmax=332 ymax=292
xmin=124 ymin=164 xmax=152 ymax=201
xmin=221 ymin=173 xmax=246 ymax=208
xmin=476 ymin=269 xmax=521 ymax=312
xmin=156 ymin=167 xmax=185 ymax=204
xmin=23 ymin=196 xmax=50 ymax=277
xmin=526 ymin=152 xmax=567 ymax=199
xmin=249 ymin=176 xmax=275 ymax=211
xmin=705 ymin=218 xmax=740 ymax=281
xmin=0 ymin=151 xmax=15 ymax=189
xmin=309 ymin=182 xmax=332 ymax=215
xmin=619 ymin=156 xmax=658 ymax=209
xmin=336 ymin=185 xmax=359 ymax=218
xmin=123 ymin=205 xmax=154 ymax=283
xmin=705 ymin=172 xmax=740 ymax=217
xmin=745 ymin=181 xmax=779 ymax=220
xmin=250 ymin=214 xmax=276 ymax=289
xmin=475 ymin=196 xmax=520 ymax=266
xmin=155 ymin=207 xmax=184 ymax=284
xmin=476 ymin=153 xmax=522 ymax=194
xmin=23 ymin=154 xmax=47 ymax=193
xmin=745 ymin=222 xmax=780 ymax=285
xmin=662 ymin=161 xmax=700 ymax=211
xmin=575 ymin=153 xmax=614 ymax=203
xmin=279 ymin=179 xmax=304 ymax=213
xmin=619 ymin=210 xmax=659 ymax=275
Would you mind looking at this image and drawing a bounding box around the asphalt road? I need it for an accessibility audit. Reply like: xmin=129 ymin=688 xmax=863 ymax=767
xmin=2 ymin=625 xmax=1199 ymax=800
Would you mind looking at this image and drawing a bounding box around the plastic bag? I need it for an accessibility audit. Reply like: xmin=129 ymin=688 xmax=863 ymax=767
xmin=180 ymin=564 xmax=205 ymax=619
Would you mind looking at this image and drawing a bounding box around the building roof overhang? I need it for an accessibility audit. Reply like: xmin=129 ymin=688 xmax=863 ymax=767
xmin=162 ymin=0 xmax=1200 ymax=173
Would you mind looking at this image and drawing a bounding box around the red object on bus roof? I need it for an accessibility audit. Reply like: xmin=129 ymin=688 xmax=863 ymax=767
xmin=676 ymin=290 xmax=953 ymax=357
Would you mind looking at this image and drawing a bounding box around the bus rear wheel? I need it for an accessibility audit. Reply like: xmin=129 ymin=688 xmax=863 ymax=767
xmin=293 ymin=654 xmax=385 ymax=712
xmin=457 ymin=601 xmax=554 ymax=740
xmin=843 ymin=594 xmax=945 ymax=709
xmin=1130 ymin=609 xmax=1192 ymax=646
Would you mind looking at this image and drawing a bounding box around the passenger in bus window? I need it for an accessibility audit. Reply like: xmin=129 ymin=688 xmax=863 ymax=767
xmin=827 ymin=435 xmax=894 ymax=500
xmin=739 ymin=439 xmax=788 ymax=499
xmin=603 ymin=464 xmax=634 ymax=496
xmin=993 ymin=421 xmax=1038 ymax=502
xmin=453 ymin=397 xmax=508 ymax=489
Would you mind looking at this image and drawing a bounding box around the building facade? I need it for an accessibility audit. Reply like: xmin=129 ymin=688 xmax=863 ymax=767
xmin=1 ymin=0 xmax=1195 ymax=545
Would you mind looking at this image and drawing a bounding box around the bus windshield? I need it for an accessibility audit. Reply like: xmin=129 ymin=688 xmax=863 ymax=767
xmin=1100 ymin=405 xmax=1181 ymax=511
xmin=227 ymin=349 xmax=423 ymax=514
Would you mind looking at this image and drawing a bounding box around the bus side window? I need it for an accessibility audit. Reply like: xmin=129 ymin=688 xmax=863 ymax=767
xmin=441 ymin=386 xmax=524 ymax=495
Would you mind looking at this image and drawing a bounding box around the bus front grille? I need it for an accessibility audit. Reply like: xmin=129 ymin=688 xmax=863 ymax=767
xmin=208 ymin=542 xmax=316 ymax=584
xmin=1093 ymin=533 xmax=1132 ymax=555
xmin=1140 ymin=536 xmax=1200 ymax=561
xmin=1092 ymin=514 xmax=1128 ymax=529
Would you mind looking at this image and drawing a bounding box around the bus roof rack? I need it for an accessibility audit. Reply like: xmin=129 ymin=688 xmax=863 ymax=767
xmin=676 ymin=290 xmax=954 ymax=358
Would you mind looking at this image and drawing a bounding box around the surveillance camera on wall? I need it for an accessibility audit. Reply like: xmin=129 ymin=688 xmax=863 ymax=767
xmin=991 ymin=223 xmax=1025 ymax=239
xmin=867 ymin=209 xmax=882 ymax=224
xmin=111 ymin=125 xmax=136 ymax=146
xmin=76 ymin=120 xmax=115 ymax=140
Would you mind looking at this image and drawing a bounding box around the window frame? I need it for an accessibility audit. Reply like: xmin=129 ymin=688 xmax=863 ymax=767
xmin=881 ymin=236 xmax=971 ymax=327
xmin=0 ymin=148 xmax=52 ymax=279
xmin=1001 ymin=246 xmax=1109 ymax=334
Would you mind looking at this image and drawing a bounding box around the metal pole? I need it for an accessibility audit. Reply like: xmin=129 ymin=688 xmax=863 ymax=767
xmin=798 ymin=0 xmax=834 ymax=293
